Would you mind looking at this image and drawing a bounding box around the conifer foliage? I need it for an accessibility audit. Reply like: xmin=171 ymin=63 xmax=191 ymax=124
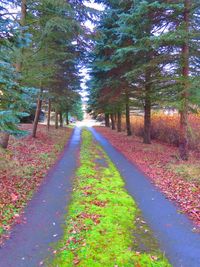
xmin=0 ymin=1 xmax=36 ymax=147
xmin=0 ymin=0 xmax=88 ymax=147
xmin=88 ymin=0 xmax=200 ymax=160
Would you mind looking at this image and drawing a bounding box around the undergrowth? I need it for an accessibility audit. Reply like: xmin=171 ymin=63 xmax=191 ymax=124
xmin=49 ymin=129 xmax=171 ymax=267
xmin=121 ymin=113 xmax=200 ymax=151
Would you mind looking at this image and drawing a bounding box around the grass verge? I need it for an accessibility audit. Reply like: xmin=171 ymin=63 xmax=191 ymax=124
xmin=167 ymin=163 xmax=200 ymax=185
xmin=49 ymin=129 xmax=171 ymax=267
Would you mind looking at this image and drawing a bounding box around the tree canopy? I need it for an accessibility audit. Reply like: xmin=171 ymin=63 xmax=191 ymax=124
xmin=1 ymin=0 xmax=200 ymax=159
xmin=0 ymin=0 xmax=90 ymax=144
xmin=88 ymin=0 xmax=200 ymax=160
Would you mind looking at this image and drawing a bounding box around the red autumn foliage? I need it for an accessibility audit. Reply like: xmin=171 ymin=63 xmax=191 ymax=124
xmin=95 ymin=126 xmax=200 ymax=228
xmin=0 ymin=124 xmax=72 ymax=244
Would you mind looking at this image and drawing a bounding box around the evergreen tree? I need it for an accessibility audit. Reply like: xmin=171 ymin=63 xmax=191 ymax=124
xmin=15 ymin=0 xmax=84 ymax=137
xmin=0 ymin=2 xmax=36 ymax=148
xmin=90 ymin=0 xmax=200 ymax=159
xmin=88 ymin=1 xmax=133 ymax=135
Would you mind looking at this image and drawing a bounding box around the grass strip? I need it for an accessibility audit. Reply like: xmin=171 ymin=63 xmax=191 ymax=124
xmin=49 ymin=129 xmax=171 ymax=267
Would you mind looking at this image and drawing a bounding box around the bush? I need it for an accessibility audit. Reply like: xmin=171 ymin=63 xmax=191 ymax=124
xmin=122 ymin=113 xmax=200 ymax=151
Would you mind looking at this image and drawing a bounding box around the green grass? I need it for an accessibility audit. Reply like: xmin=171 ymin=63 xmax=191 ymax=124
xmin=49 ymin=129 xmax=171 ymax=267
xmin=167 ymin=163 xmax=200 ymax=184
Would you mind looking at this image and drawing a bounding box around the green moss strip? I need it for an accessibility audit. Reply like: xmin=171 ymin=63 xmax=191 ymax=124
xmin=49 ymin=129 xmax=171 ymax=267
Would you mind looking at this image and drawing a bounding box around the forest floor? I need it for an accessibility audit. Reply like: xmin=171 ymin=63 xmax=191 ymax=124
xmin=94 ymin=126 xmax=200 ymax=228
xmin=0 ymin=124 xmax=72 ymax=245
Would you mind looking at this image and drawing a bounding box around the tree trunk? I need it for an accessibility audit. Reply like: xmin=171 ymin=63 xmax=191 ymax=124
xmin=0 ymin=133 xmax=10 ymax=149
xmin=66 ymin=111 xmax=69 ymax=125
xmin=179 ymin=0 xmax=190 ymax=160
xmin=143 ymin=71 xmax=151 ymax=144
xmin=11 ymin=0 xmax=26 ymax=147
xmin=105 ymin=113 xmax=110 ymax=127
xmin=16 ymin=0 xmax=27 ymax=72
xmin=125 ymin=91 xmax=132 ymax=136
xmin=144 ymin=97 xmax=151 ymax=144
xmin=111 ymin=114 xmax=116 ymax=130
xmin=47 ymin=99 xmax=51 ymax=130
xmin=21 ymin=0 xmax=27 ymax=24
xmin=55 ymin=112 xmax=58 ymax=129
xmin=32 ymin=98 xmax=42 ymax=138
xmin=59 ymin=112 xmax=63 ymax=127
xmin=117 ymin=112 xmax=122 ymax=132
xmin=114 ymin=113 xmax=117 ymax=123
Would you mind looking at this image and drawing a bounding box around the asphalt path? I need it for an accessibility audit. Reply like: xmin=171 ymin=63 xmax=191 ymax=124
xmin=1 ymin=126 xmax=200 ymax=267
xmin=90 ymin=127 xmax=200 ymax=267
xmin=0 ymin=127 xmax=81 ymax=267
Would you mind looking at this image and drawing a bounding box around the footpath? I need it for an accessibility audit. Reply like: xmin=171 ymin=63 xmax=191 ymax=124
xmin=0 ymin=126 xmax=200 ymax=267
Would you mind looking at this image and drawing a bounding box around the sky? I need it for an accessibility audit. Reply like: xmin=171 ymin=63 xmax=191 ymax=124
xmin=80 ymin=1 xmax=105 ymax=100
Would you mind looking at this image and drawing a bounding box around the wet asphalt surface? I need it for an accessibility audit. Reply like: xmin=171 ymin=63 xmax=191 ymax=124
xmin=0 ymin=126 xmax=200 ymax=267
xmin=0 ymin=127 xmax=81 ymax=267
xmin=90 ymin=127 xmax=200 ymax=267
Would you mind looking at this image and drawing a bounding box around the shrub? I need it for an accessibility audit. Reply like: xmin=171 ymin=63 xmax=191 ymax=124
xmin=121 ymin=112 xmax=200 ymax=151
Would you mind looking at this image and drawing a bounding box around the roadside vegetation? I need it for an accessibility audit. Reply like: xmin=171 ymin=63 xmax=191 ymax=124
xmin=0 ymin=124 xmax=72 ymax=244
xmin=121 ymin=113 xmax=200 ymax=151
xmin=49 ymin=129 xmax=171 ymax=267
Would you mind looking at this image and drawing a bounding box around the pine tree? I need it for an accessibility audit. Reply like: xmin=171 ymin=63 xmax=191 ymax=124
xmin=88 ymin=1 xmax=134 ymax=135
xmin=17 ymin=0 xmax=83 ymax=137
xmin=0 ymin=1 xmax=36 ymax=148
xmin=91 ymin=0 xmax=200 ymax=159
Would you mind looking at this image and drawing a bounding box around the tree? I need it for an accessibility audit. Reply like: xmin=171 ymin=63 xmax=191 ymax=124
xmin=0 ymin=2 xmax=36 ymax=148
xmin=88 ymin=1 xmax=134 ymax=136
xmin=90 ymin=0 xmax=200 ymax=160
xmin=179 ymin=0 xmax=190 ymax=160
xmin=17 ymin=0 xmax=83 ymax=137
